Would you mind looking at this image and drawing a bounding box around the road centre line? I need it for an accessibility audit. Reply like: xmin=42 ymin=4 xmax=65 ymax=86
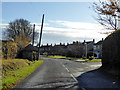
xmin=62 ymin=64 xmax=78 ymax=82
xmin=70 ymin=74 xmax=78 ymax=82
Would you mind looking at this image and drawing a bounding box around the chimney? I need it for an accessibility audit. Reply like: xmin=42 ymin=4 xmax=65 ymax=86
xmin=84 ymin=40 xmax=86 ymax=43
xmin=67 ymin=43 xmax=69 ymax=45
xmin=102 ymin=38 xmax=104 ymax=41
xmin=76 ymin=41 xmax=78 ymax=44
xmin=73 ymin=41 xmax=75 ymax=44
xmin=60 ymin=43 xmax=62 ymax=45
xmin=93 ymin=39 xmax=95 ymax=43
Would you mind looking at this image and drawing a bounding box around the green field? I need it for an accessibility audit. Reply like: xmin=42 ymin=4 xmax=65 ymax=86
xmin=2 ymin=59 xmax=43 ymax=89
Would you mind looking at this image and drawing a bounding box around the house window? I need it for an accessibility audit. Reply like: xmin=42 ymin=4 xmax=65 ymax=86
xmin=93 ymin=46 xmax=96 ymax=50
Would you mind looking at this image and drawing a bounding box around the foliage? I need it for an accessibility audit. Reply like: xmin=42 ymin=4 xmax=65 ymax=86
xmin=7 ymin=19 xmax=32 ymax=41
xmin=5 ymin=19 xmax=38 ymax=50
xmin=2 ymin=41 xmax=17 ymax=59
xmin=14 ymin=34 xmax=30 ymax=50
xmin=93 ymin=0 xmax=120 ymax=30
xmin=2 ymin=59 xmax=43 ymax=89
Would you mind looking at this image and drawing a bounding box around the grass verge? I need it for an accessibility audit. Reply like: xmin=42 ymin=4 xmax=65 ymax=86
xmin=2 ymin=59 xmax=43 ymax=90
xmin=85 ymin=59 xmax=101 ymax=62
xmin=43 ymin=55 xmax=101 ymax=62
xmin=43 ymin=55 xmax=81 ymax=60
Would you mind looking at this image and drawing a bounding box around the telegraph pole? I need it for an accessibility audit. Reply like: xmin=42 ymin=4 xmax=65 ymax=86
xmin=32 ymin=24 xmax=35 ymax=46
xmin=38 ymin=14 xmax=44 ymax=60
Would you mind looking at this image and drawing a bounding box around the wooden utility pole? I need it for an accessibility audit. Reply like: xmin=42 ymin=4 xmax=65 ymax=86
xmin=38 ymin=14 xmax=44 ymax=60
xmin=32 ymin=24 xmax=35 ymax=46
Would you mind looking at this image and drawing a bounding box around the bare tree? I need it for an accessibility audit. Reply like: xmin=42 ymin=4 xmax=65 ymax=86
xmin=6 ymin=19 xmax=38 ymax=50
xmin=93 ymin=0 xmax=120 ymax=30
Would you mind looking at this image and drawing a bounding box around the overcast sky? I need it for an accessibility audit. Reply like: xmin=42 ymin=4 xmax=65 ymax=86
xmin=2 ymin=1 xmax=113 ymax=45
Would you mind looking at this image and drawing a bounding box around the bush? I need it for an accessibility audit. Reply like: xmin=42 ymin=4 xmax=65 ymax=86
xmin=2 ymin=41 xmax=17 ymax=59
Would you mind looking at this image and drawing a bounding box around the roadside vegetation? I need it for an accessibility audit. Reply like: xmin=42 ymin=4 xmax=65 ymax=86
xmin=2 ymin=59 xmax=43 ymax=90
xmin=43 ymin=55 xmax=101 ymax=62
xmin=85 ymin=59 xmax=101 ymax=62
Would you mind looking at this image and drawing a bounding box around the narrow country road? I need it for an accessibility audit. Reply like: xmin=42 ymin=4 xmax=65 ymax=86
xmin=13 ymin=57 xmax=120 ymax=89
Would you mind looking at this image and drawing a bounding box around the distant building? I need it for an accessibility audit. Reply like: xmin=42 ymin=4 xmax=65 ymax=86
xmin=40 ymin=41 xmax=83 ymax=58
xmin=93 ymin=39 xmax=103 ymax=59
xmin=82 ymin=39 xmax=95 ymax=58
xmin=40 ymin=39 xmax=103 ymax=59
xmin=20 ymin=44 xmax=38 ymax=61
xmin=52 ymin=43 xmax=66 ymax=56
xmin=40 ymin=43 xmax=52 ymax=55
xmin=66 ymin=41 xmax=83 ymax=57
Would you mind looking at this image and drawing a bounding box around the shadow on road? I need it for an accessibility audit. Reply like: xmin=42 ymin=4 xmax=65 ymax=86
xmin=31 ymin=81 xmax=78 ymax=88
xmin=76 ymin=69 xmax=120 ymax=88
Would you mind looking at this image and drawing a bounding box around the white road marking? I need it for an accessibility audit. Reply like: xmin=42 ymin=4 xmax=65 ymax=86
xmin=70 ymin=74 xmax=78 ymax=82
xmin=66 ymin=68 xmax=70 ymax=73
xmin=62 ymin=64 xmax=66 ymax=68
xmin=62 ymin=64 xmax=78 ymax=82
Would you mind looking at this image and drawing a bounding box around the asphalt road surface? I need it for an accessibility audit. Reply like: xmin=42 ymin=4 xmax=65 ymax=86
xmin=14 ymin=57 xmax=120 ymax=89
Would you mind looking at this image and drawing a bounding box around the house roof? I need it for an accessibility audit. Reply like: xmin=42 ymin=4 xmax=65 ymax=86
xmin=82 ymin=41 xmax=93 ymax=45
xmin=94 ymin=40 xmax=103 ymax=45
xmin=22 ymin=44 xmax=38 ymax=52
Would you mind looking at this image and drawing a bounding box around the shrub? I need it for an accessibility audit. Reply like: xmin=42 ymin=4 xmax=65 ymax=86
xmin=2 ymin=41 xmax=17 ymax=59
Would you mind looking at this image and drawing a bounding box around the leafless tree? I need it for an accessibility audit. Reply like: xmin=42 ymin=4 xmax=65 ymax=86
xmin=6 ymin=19 xmax=38 ymax=49
xmin=93 ymin=0 xmax=120 ymax=30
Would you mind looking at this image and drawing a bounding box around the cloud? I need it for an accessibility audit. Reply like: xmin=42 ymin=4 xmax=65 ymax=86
xmin=31 ymin=22 xmax=49 ymax=26
xmin=2 ymin=0 xmax=101 ymax=2
xmin=51 ymin=20 xmax=106 ymax=30
xmin=37 ymin=20 xmax=114 ymax=42
xmin=0 ymin=24 xmax=9 ymax=29
xmin=1 ymin=20 xmax=114 ymax=43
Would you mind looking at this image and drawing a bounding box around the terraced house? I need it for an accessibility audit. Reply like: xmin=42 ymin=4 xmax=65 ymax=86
xmin=93 ymin=39 xmax=103 ymax=59
xmin=40 ymin=39 xmax=103 ymax=59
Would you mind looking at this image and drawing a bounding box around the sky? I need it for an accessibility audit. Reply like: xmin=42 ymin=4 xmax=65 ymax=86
xmin=2 ymin=1 xmax=113 ymax=45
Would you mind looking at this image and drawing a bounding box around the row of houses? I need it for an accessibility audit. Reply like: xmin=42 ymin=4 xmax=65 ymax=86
xmin=2 ymin=38 xmax=103 ymax=60
xmin=40 ymin=39 xmax=103 ymax=59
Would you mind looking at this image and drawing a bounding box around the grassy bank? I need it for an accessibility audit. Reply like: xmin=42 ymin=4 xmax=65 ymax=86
xmin=2 ymin=59 xmax=43 ymax=89
xmin=44 ymin=55 xmax=101 ymax=62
